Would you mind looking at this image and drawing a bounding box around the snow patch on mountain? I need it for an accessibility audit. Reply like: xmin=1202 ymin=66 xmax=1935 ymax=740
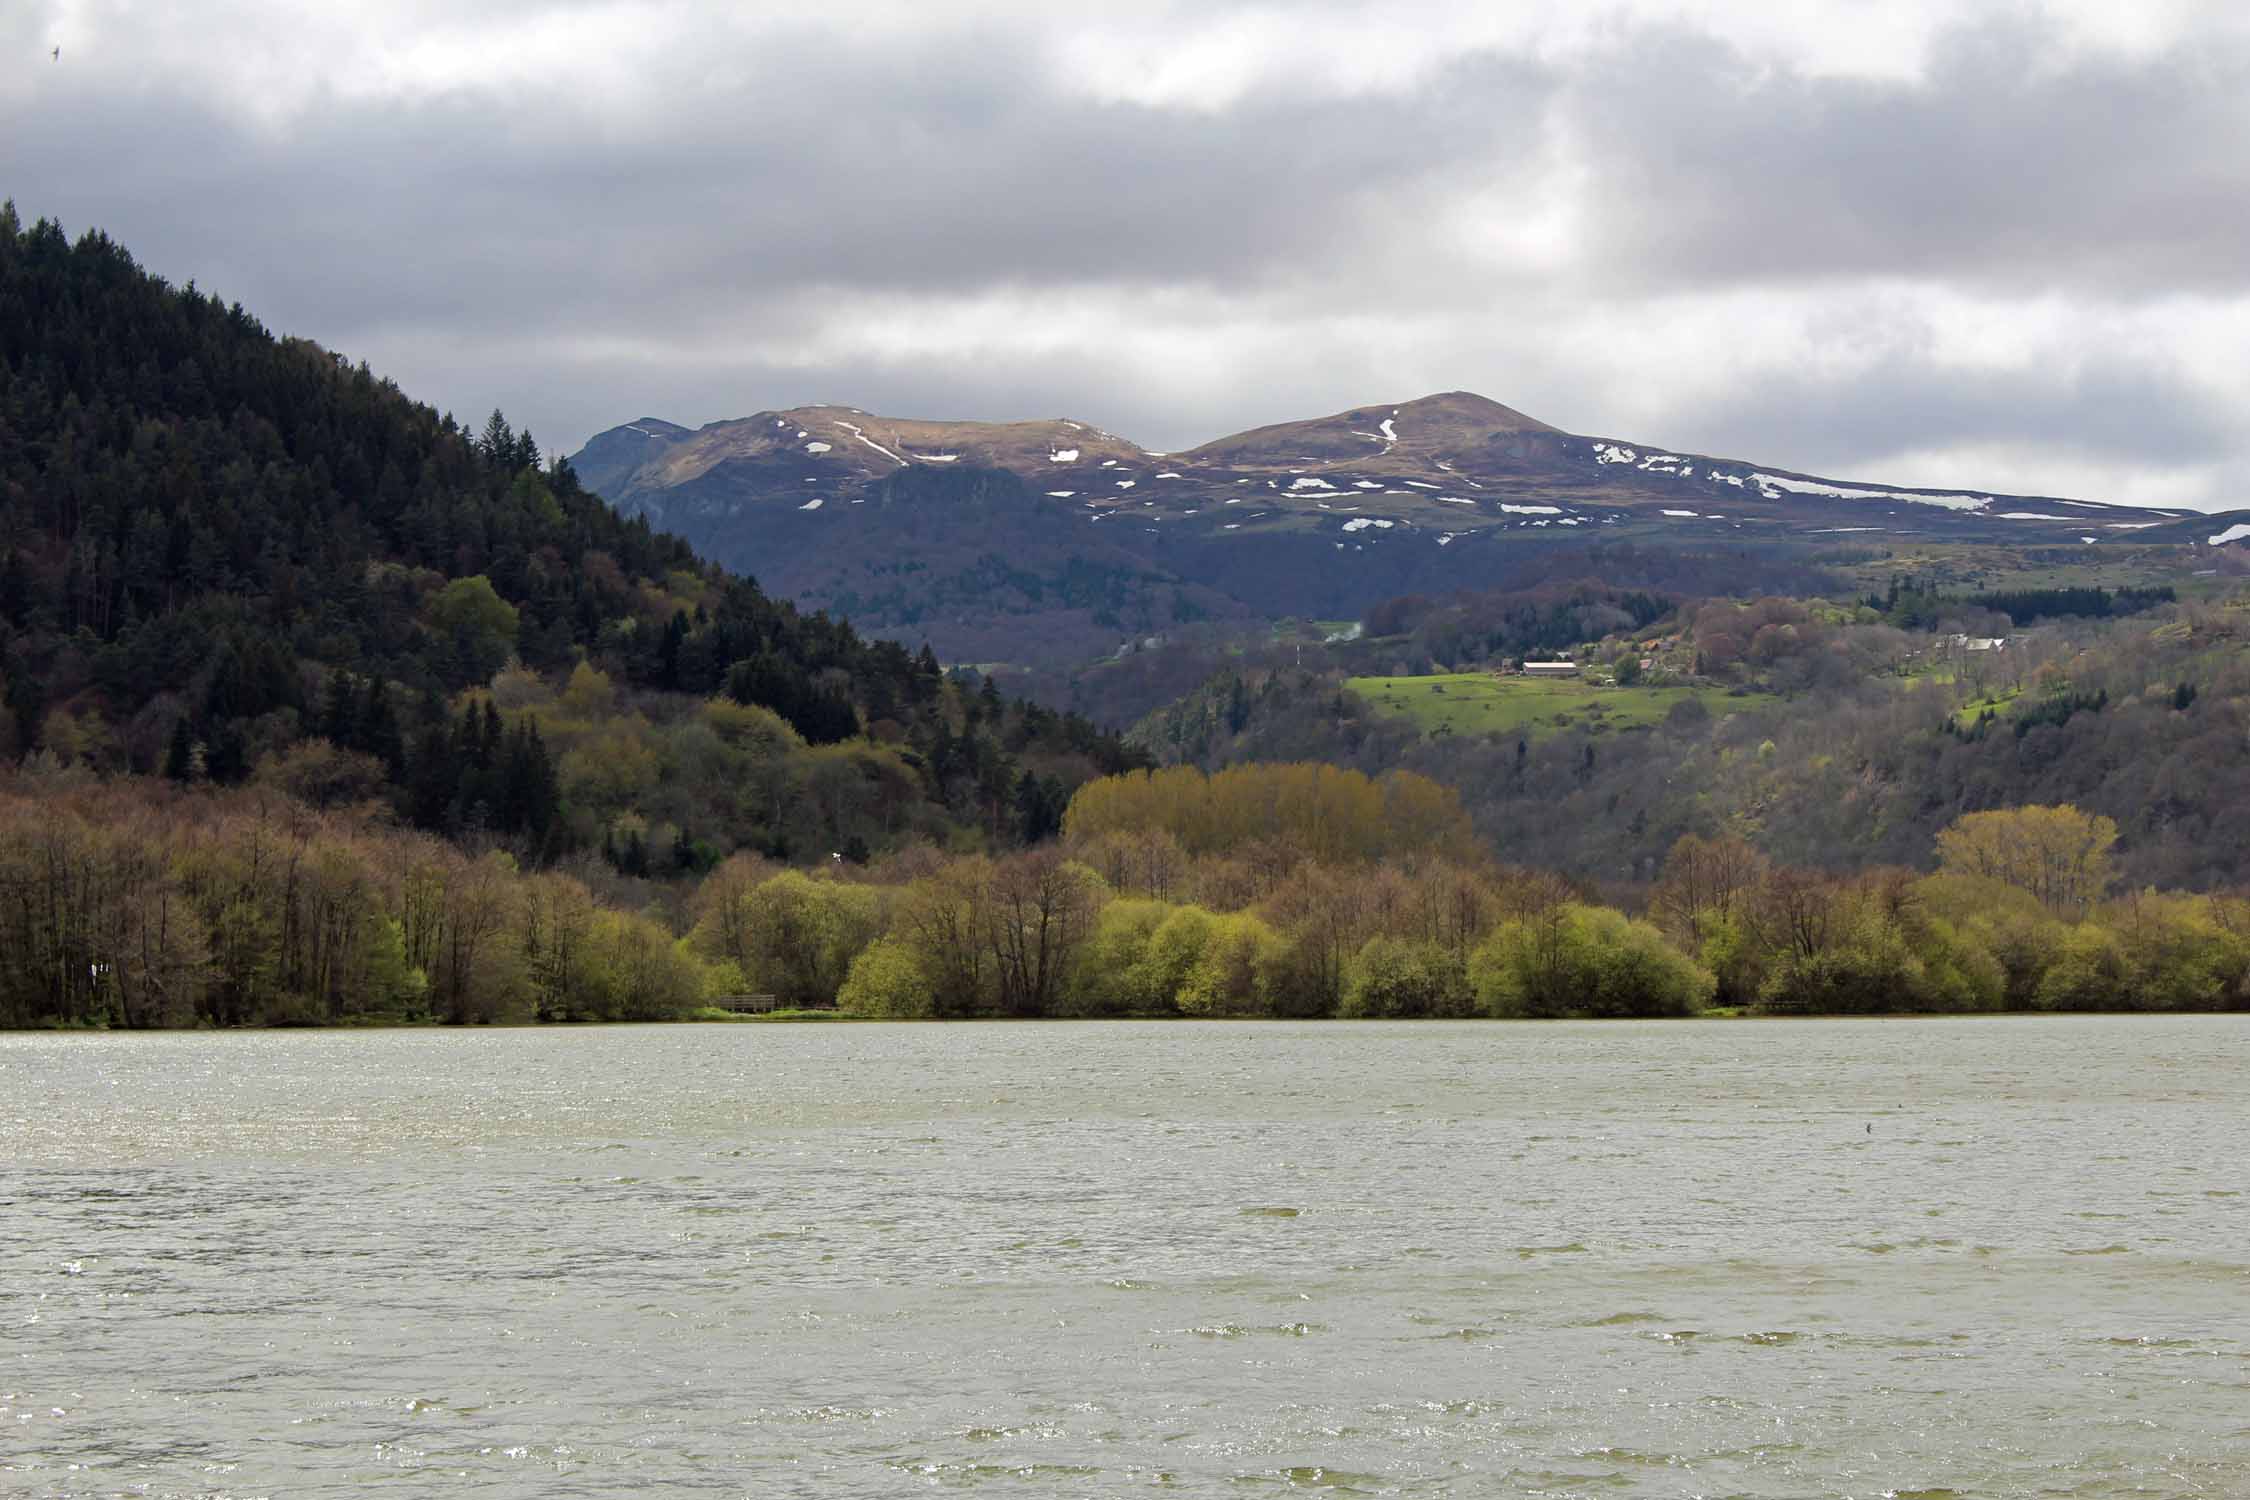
xmin=1749 ymin=473 xmax=1988 ymax=511
xmin=2210 ymin=523 xmax=2250 ymax=546
xmin=832 ymin=422 xmax=905 ymax=466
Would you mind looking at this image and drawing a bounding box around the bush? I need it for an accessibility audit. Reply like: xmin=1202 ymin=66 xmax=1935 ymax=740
xmin=687 ymin=869 xmax=882 ymax=1008
xmin=2036 ymin=923 xmax=2130 ymax=1011
xmin=1176 ymin=912 xmax=1288 ymax=1016
xmin=1066 ymin=898 xmax=1176 ymax=1015
xmin=1912 ymin=873 xmax=2062 ymax=1009
xmin=1471 ymin=905 xmax=1712 ymax=1017
xmin=837 ymin=938 xmax=935 ymax=1018
xmin=1340 ymin=937 xmax=1471 ymax=1017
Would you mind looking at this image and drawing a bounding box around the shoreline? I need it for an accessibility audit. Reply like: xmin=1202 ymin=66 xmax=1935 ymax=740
xmin=8 ymin=1007 xmax=2243 ymax=1034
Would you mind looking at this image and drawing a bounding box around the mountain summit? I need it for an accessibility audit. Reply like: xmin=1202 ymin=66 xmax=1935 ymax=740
xmin=1180 ymin=392 xmax=1558 ymax=469
xmin=570 ymin=391 xmax=2232 ymax=671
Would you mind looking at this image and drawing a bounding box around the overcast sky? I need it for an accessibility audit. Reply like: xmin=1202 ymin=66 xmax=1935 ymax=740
xmin=9 ymin=0 xmax=2249 ymax=508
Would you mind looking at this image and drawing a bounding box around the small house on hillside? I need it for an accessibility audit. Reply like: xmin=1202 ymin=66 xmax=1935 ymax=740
xmin=1522 ymin=660 xmax=1581 ymax=677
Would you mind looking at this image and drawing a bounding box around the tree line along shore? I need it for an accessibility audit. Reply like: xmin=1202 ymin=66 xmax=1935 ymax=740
xmin=4 ymin=761 xmax=2245 ymax=1029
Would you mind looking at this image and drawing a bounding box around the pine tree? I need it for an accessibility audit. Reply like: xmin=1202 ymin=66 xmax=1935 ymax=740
xmin=319 ymin=668 xmax=357 ymax=747
xmin=658 ymin=610 xmax=687 ymax=690
xmin=407 ymin=723 xmax=456 ymax=830
xmin=3 ymin=656 xmax=42 ymax=754
xmin=358 ymin=679 xmax=404 ymax=776
xmin=479 ymin=409 xmax=516 ymax=469
xmin=0 ymin=550 xmax=30 ymax=626
xmin=163 ymin=716 xmax=195 ymax=782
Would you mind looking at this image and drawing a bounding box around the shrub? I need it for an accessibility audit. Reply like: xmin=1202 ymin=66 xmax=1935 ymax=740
xmin=1340 ymin=937 xmax=1471 ymax=1017
xmin=837 ymin=938 xmax=935 ymax=1018
xmin=1471 ymin=905 xmax=1712 ymax=1017
xmin=1177 ymin=912 xmax=1288 ymax=1016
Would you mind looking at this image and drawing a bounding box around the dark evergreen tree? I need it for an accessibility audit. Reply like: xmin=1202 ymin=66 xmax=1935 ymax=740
xmin=357 ymin=679 xmax=404 ymax=776
xmin=319 ymin=669 xmax=358 ymax=747
xmin=163 ymin=716 xmax=195 ymax=782
xmin=479 ymin=409 xmax=516 ymax=469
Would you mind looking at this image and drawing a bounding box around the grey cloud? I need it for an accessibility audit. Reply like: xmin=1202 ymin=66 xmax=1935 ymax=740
xmin=1671 ymin=353 xmax=2241 ymax=487
xmin=4 ymin=1 xmax=2247 ymax=506
xmin=1567 ymin=18 xmax=2250 ymax=296
xmin=4 ymin=27 xmax=1551 ymax=332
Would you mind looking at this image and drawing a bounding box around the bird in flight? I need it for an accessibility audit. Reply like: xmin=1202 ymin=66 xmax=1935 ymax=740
xmin=52 ymin=46 xmax=60 ymax=61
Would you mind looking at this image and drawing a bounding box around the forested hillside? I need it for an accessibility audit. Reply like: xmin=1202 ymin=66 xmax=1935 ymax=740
xmin=0 ymin=208 xmax=1140 ymax=862
xmin=1140 ymin=590 xmax=2250 ymax=891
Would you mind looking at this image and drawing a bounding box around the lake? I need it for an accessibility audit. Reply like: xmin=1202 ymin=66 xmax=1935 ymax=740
xmin=4 ymin=1018 xmax=2246 ymax=1497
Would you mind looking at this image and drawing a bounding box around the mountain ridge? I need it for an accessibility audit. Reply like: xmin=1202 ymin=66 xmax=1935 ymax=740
xmin=583 ymin=387 xmax=2204 ymax=531
xmin=569 ymin=390 xmax=2248 ymax=672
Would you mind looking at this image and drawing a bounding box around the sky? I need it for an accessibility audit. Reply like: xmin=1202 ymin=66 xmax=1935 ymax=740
xmin=7 ymin=0 xmax=2249 ymax=509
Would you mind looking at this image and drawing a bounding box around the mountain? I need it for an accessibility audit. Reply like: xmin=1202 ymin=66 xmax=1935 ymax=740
xmin=574 ymin=392 xmax=2249 ymax=670
xmin=570 ymin=415 xmax=692 ymax=498
xmin=1177 ymin=391 xmax=1558 ymax=468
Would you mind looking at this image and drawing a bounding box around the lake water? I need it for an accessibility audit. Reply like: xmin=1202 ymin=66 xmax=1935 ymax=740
xmin=3 ymin=1018 xmax=2246 ymax=1497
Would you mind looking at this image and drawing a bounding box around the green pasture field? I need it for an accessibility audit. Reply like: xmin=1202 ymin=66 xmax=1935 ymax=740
xmin=1950 ymin=687 xmax=2024 ymax=730
xmin=1346 ymin=673 xmax=1779 ymax=740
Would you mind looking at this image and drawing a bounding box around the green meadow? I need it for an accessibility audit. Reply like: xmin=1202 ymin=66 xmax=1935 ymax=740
xmin=1346 ymin=673 xmax=1778 ymax=739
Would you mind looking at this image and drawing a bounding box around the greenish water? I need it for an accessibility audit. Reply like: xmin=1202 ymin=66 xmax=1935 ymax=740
xmin=3 ymin=1018 xmax=2245 ymax=1496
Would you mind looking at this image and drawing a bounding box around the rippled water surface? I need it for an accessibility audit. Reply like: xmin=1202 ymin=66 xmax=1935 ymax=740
xmin=4 ymin=1018 xmax=2247 ymax=1497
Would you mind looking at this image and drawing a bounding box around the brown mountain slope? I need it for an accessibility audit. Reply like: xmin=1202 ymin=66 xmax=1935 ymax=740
xmin=1178 ymin=391 xmax=1559 ymax=470
xmin=641 ymin=405 xmax=1146 ymax=492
